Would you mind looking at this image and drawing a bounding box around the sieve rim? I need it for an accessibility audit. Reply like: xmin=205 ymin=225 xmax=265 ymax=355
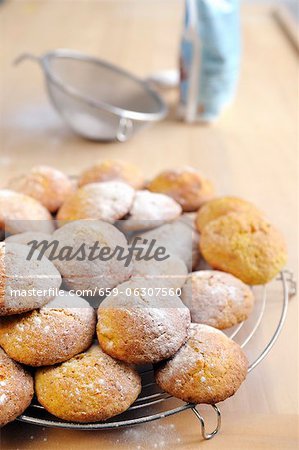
xmin=41 ymin=49 xmax=168 ymax=122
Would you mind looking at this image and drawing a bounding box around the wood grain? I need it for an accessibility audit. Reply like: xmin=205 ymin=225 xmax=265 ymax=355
xmin=0 ymin=1 xmax=298 ymax=449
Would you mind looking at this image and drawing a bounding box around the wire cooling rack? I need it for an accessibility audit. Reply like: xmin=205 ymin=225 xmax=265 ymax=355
xmin=18 ymin=270 xmax=296 ymax=440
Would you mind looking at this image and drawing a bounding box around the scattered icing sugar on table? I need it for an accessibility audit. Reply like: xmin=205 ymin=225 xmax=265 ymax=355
xmin=118 ymin=422 xmax=179 ymax=449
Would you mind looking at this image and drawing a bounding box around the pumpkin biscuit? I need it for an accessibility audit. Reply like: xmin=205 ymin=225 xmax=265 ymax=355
xmin=8 ymin=165 xmax=74 ymax=213
xmin=35 ymin=344 xmax=141 ymax=422
xmin=0 ymin=348 xmax=34 ymax=427
xmin=200 ymin=212 xmax=287 ymax=285
xmin=97 ymin=279 xmax=191 ymax=364
xmin=0 ymin=242 xmax=61 ymax=316
xmin=195 ymin=196 xmax=261 ymax=232
xmin=0 ymin=189 xmax=54 ymax=235
xmin=148 ymin=167 xmax=215 ymax=212
xmin=79 ymin=159 xmax=144 ymax=189
xmin=155 ymin=323 xmax=248 ymax=404
xmin=181 ymin=270 xmax=254 ymax=329
xmin=0 ymin=292 xmax=96 ymax=366
xmin=57 ymin=181 xmax=135 ymax=224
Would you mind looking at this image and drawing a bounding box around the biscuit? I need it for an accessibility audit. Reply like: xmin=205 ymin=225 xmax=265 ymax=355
xmin=57 ymin=181 xmax=135 ymax=224
xmin=35 ymin=344 xmax=141 ymax=422
xmin=78 ymin=159 xmax=144 ymax=189
xmin=51 ymin=220 xmax=133 ymax=292
xmin=123 ymin=190 xmax=182 ymax=231
xmin=155 ymin=323 xmax=248 ymax=404
xmin=0 ymin=242 xmax=62 ymax=316
xmin=5 ymin=231 xmax=53 ymax=261
xmin=195 ymin=196 xmax=261 ymax=232
xmin=5 ymin=231 xmax=52 ymax=246
xmin=200 ymin=212 xmax=287 ymax=285
xmin=0 ymin=292 xmax=96 ymax=366
xmin=97 ymin=280 xmax=191 ymax=364
xmin=7 ymin=165 xmax=74 ymax=213
xmin=0 ymin=190 xmax=54 ymax=235
xmin=148 ymin=167 xmax=215 ymax=212
xmin=133 ymin=218 xmax=200 ymax=271
xmin=132 ymin=250 xmax=188 ymax=289
xmin=181 ymin=270 xmax=254 ymax=329
xmin=0 ymin=348 xmax=34 ymax=427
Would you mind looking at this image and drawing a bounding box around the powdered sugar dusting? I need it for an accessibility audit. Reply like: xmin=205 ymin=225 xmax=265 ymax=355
xmin=0 ymin=393 xmax=7 ymax=405
xmin=119 ymin=422 xmax=179 ymax=449
xmin=181 ymin=270 xmax=254 ymax=329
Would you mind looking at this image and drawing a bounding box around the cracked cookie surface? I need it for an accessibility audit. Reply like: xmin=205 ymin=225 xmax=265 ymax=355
xmin=155 ymin=323 xmax=248 ymax=404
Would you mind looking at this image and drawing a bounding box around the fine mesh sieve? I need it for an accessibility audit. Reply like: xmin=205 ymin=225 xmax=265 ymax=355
xmin=15 ymin=50 xmax=168 ymax=142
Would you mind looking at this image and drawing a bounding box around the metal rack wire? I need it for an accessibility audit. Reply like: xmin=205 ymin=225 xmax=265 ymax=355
xmin=18 ymin=270 xmax=296 ymax=440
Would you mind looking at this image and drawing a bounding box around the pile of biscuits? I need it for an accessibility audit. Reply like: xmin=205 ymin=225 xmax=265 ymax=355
xmin=0 ymin=161 xmax=287 ymax=426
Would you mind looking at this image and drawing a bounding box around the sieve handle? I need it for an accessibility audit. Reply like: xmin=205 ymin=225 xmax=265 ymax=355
xmin=116 ymin=117 xmax=133 ymax=142
xmin=13 ymin=53 xmax=41 ymax=66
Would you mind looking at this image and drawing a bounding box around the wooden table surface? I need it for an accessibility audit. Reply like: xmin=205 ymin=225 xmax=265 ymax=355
xmin=0 ymin=1 xmax=298 ymax=449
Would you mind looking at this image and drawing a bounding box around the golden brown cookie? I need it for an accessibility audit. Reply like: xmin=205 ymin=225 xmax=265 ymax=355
xmin=78 ymin=159 xmax=145 ymax=189
xmin=155 ymin=323 xmax=248 ymax=404
xmin=97 ymin=280 xmax=191 ymax=364
xmin=148 ymin=167 xmax=215 ymax=212
xmin=35 ymin=344 xmax=141 ymax=422
xmin=7 ymin=165 xmax=74 ymax=213
xmin=57 ymin=181 xmax=135 ymax=224
xmin=181 ymin=270 xmax=254 ymax=329
xmin=0 ymin=242 xmax=62 ymax=316
xmin=51 ymin=220 xmax=133 ymax=292
xmin=0 ymin=348 xmax=34 ymax=427
xmin=0 ymin=292 xmax=96 ymax=366
xmin=199 ymin=212 xmax=287 ymax=285
xmin=195 ymin=196 xmax=261 ymax=232
xmin=0 ymin=189 xmax=54 ymax=235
